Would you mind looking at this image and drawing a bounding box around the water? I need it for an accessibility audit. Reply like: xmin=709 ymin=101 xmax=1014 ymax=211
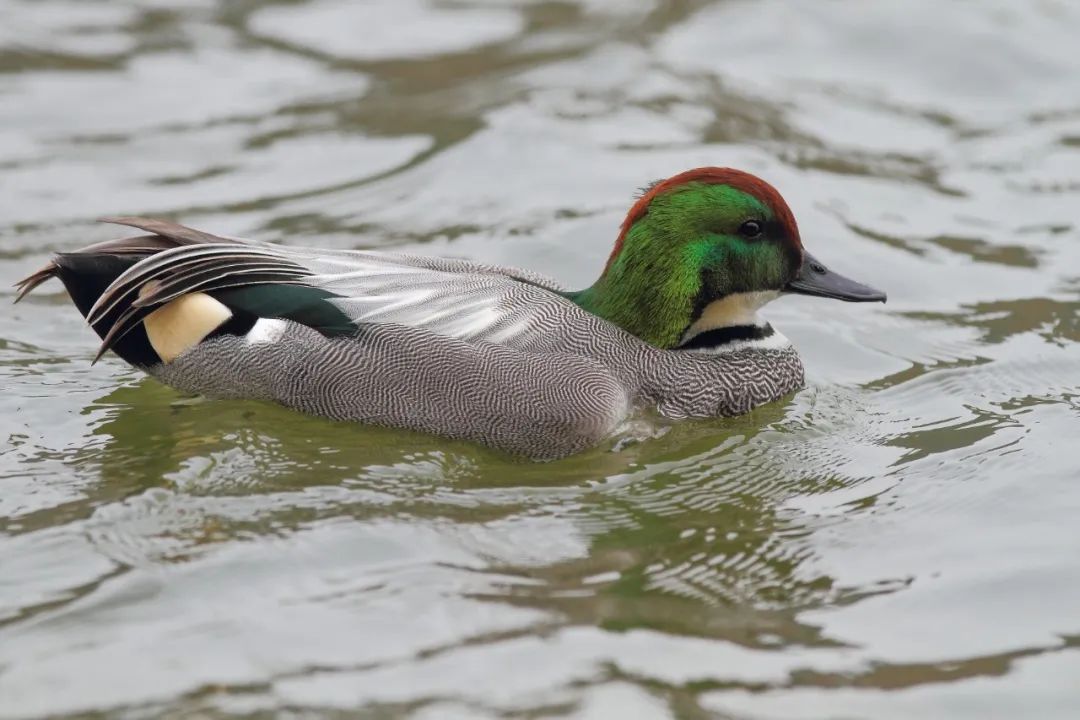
xmin=2 ymin=1 xmax=1079 ymax=717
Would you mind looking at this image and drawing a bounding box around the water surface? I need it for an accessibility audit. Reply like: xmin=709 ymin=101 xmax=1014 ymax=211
xmin=2 ymin=1 xmax=1079 ymax=717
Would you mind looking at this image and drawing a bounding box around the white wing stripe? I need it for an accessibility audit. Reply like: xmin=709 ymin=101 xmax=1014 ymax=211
xmin=266 ymin=245 xmax=573 ymax=348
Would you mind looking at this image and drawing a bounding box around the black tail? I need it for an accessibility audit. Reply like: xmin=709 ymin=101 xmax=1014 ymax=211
xmin=52 ymin=253 xmax=162 ymax=367
xmin=14 ymin=217 xmax=237 ymax=367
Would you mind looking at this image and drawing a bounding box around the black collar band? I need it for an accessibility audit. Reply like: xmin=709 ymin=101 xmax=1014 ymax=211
xmin=678 ymin=323 xmax=774 ymax=350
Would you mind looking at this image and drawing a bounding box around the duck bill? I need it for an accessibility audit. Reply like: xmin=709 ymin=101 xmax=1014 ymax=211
xmin=785 ymin=251 xmax=886 ymax=303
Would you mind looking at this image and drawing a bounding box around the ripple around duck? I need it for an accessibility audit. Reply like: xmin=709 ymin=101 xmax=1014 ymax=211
xmin=455 ymin=395 xmax=908 ymax=647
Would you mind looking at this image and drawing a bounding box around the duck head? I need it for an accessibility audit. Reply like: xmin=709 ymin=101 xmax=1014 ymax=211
xmin=570 ymin=167 xmax=885 ymax=349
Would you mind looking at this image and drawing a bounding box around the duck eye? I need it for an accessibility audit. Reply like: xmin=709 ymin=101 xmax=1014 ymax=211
xmin=739 ymin=220 xmax=763 ymax=239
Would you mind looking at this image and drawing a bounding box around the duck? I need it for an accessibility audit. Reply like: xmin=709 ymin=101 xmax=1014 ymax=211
xmin=15 ymin=167 xmax=885 ymax=459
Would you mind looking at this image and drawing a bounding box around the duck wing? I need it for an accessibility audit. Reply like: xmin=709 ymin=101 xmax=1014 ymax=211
xmin=19 ymin=217 xmax=595 ymax=364
xmin=273 ymin=244 xmax=574 ymax=349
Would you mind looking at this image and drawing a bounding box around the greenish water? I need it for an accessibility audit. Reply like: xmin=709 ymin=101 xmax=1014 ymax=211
xmin=2 ymin=1 xmax=1079 ymax=717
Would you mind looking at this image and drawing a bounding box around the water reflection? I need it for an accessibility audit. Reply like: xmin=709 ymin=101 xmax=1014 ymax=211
xmin=6 ymin=370 xmax=894 ymax=658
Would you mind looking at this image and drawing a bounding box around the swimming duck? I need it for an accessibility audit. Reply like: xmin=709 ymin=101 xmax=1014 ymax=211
xmin=15 ymin=167 xmax=884 ymax=459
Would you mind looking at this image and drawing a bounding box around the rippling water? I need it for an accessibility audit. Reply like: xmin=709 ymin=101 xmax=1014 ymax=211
xmin=2 ymin=1 xmax=1079 ymax=717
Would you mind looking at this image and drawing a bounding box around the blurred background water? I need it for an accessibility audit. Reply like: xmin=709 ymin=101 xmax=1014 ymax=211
xmin=2 ymin=1 xmax=1079 ymax=717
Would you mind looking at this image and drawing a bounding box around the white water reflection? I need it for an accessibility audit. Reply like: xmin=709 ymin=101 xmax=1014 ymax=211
xmin=251 ymin=0 xmax=525 ymax=60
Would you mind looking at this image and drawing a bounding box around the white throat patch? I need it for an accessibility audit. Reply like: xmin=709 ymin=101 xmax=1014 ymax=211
xmin=680 ymin=291 xmax=780 ymax=345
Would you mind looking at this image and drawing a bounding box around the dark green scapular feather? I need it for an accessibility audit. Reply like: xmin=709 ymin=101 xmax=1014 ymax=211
xmin=212 ymin=284 xmax=358 ymax=338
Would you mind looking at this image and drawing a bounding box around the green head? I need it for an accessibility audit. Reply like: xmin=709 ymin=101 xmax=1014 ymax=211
xmin=571 ymin=167 xmax=885 ymax=348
